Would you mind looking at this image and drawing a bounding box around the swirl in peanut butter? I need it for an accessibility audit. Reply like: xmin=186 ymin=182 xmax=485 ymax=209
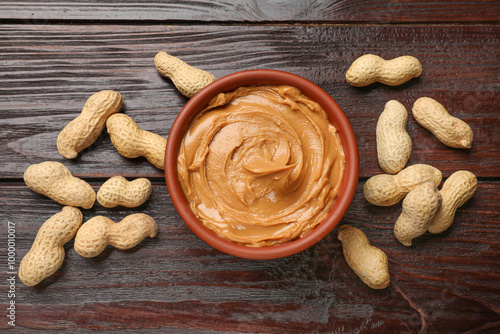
xmin=178 ymin=85 xmax=345 ymax=247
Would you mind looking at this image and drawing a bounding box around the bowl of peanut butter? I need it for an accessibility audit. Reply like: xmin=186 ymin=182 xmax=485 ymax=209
xmin=165 ymin=69 xmax=358 ymax=259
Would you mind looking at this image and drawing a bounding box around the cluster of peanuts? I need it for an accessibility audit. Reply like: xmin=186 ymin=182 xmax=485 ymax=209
xmin=338 ymin=54 xmax=477 ymax=289
xmin=20 ymin=53 xmax=216 ymax=286
xmin=21 ymin=51 xmax=477 ymax=291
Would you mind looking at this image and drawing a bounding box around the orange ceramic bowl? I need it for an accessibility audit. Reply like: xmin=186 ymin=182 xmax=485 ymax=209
xmin=165 ymin=69 xmax=358 ymax=260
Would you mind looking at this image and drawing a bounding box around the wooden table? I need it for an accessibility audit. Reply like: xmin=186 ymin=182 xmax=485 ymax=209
xmin=1 ymin=1 xmax=499 ymax=333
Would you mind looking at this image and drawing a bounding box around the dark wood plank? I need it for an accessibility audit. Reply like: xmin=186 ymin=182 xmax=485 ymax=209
xmin=0 ymin=0 xmax=499 ymax=23
xmin=1 ymin=24 xmax=499 ymax=179
xmin=0 ymin=181 xmax=498 ymax=333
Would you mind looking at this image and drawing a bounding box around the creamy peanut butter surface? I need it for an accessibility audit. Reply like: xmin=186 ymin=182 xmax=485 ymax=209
xmin=178 ymin=85 xmax=345 ymax=247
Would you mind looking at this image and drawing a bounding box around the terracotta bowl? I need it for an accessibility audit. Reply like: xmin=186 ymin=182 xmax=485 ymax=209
xmin=165 ymin=69 xmax=359 ymax=260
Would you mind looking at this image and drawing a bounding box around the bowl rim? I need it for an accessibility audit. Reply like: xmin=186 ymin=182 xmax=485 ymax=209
xmin=165 ymin=69 xmax=359 ymax=260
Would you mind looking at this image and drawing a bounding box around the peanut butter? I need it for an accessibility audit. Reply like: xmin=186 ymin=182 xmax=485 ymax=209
xmin=178 ymin=85 xmax=345 ymax=247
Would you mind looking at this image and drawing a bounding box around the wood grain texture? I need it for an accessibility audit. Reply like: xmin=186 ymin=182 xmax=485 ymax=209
xmin=1 ymin=2 xmax=499 ymax=332
xmin=1 ymin=24 xmax=499 ymax=179
xmin=0 ymin=0 xmax=499 ymax=23
xmin=0 ymin=181 xmax=498 ymax=333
